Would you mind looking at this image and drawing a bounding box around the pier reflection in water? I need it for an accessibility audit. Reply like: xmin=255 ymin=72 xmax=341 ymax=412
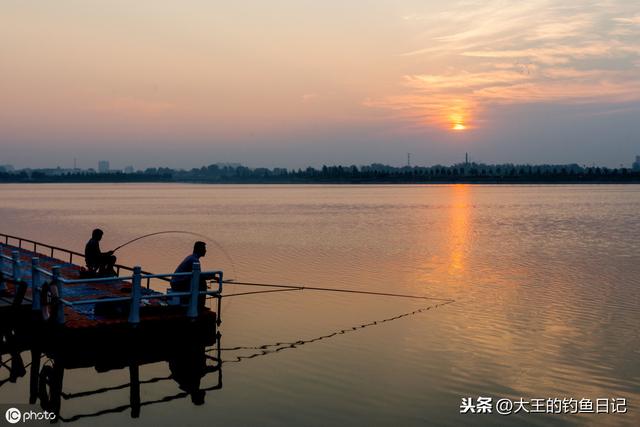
xmin=3 ymin=301 xmax=446 ymax=423
xmin=1 ymin=295 xmax=456 ymax=423
xmin=1 ymin=314 xmax=222 ymax=422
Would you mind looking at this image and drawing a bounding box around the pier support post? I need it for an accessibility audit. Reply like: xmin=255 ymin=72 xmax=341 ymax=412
xmin=129 ymin=362 xmax=141 ymax=418
xmin=12 ymin=250 xmax=21 ymax=282
xmin=216 ymin=271 xmax=223 ymax=325
xmin=187 ymin=262 xmax=201 ymax=319
xmin=31 ymin=257 xmax=41 ymax=311
xmin=29 ymin=348 xmax=42 ymax=404
xmin=128 ymin=266 xmax=142 ymax=324
xmin=52 ymin=267 xmax=64 ymax=324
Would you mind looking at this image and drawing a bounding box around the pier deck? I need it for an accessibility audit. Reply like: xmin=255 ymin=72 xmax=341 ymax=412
xmin=0 ymin=237 xmax=222 ymax=331
xmin=1 ymin=234 xmax=223 ymax=421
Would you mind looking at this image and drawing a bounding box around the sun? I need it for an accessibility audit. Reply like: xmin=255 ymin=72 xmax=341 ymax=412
xmin=448 ymin=113 xmax=467 ymax=131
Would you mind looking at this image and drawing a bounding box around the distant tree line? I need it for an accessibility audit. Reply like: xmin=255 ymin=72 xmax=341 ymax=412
xmin=0 ymin=170 xmax=172 ymax=183
xmin=1 ymin=162 xmax=639 ymax=184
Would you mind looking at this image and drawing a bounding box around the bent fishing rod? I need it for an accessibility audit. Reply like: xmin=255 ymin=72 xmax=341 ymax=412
xmin=112 ymin=231 xmax=217 ymax=252
xmin=113 ymin=231 xmax=452 ymax=302
xmin=111 ymin=230 xmax=238 ymax=276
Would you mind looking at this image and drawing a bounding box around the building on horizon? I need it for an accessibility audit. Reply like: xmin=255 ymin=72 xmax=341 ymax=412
xmin=0 ymin=164 xmax=14 ymax=173
xmin=124 ymin=165 xmax=134 ymax=174
xmin=98 ymin=160 xmax=110 ymax=173
xmin=633 ymin=156 xmax=640 ymax=172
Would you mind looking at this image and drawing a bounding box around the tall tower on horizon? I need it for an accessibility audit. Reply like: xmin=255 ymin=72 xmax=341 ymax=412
xmin=407 ymin=153 xmax=411 ymax=167
xmin=465 ymin=152 xmax=469 ymax=165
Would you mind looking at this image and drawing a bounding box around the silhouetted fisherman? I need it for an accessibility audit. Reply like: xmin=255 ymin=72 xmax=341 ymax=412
xmin=171 ymin=241 xmax=217 ymax=306
xmin=84 ymin=229 xmax=117 ymax=276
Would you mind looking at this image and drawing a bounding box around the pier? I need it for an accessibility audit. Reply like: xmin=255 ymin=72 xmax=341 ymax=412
xmin=0 ymin=232 xmax=223 ymax=418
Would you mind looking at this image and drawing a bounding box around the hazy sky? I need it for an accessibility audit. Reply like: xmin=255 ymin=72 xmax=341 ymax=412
xmin=1 ymin=0 xmax=639 ymax=169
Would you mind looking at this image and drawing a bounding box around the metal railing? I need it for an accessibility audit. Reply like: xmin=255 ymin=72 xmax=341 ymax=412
xmin=0 ymin=242 xmax=222 ymax=325
xmin=0 ymin=232 xmax=159 ymax=278
xmin=0 ymin=245 xmax=19 ymax=295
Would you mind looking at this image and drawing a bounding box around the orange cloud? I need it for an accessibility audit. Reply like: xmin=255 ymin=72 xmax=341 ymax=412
xmin=370 ymin=0 xmax=640 ymax=130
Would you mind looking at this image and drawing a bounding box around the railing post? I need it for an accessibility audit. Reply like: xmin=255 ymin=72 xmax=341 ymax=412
xmin=128 ymin=266 xmax=142 ymax=324
xmin=187 ymin=262 xmax=201 ymax=318
xmin=12 ymin=250 xmax=21 ymax=282
xmin=31 ymin=257 xmax=41 ymax=311
xmin=216 ymin=272 xmax=223 ymax=325
xmin=53 ymin=267 xmax=65 ymax=325
xmin=0 ymin=244 xmax=6 ymax=291
xmin=216 ymin=295 xmax=222 ymax=326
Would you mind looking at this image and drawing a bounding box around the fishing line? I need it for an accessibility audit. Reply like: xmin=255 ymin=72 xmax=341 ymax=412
xmin=222 ymin=280 xmax=453 ymax=302
xmin=221 ymin=288 xmax=302 ymax=298
xmin=217 ymin=300 xmax=455 ymax=363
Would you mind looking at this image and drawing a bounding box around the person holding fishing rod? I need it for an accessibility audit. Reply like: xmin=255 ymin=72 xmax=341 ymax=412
xmin=84 ymin=228 xmax=117 ymax=277
xmin=170 ymin=241 xmax=219 ymax=307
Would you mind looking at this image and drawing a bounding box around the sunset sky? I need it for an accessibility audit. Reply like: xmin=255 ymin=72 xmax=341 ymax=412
xmin=1 ymin=0 xmax=639 ymax=169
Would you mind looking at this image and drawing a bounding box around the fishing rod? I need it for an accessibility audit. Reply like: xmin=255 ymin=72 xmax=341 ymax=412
xmin=112 ymin=230 xmax=238 ymax=277
xmin=222 ymin=280 xmax=454 ymax=302
xmin=113 ymin=232 xmax=452 ymax=301
xmin=112 ymin=231 xmax=177 ymax=252
xmin=222 ymin=288 xmax=302 ymax=298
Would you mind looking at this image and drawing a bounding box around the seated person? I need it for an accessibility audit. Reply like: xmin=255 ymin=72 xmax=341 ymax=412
xmin=84 ymin=228 xmax=117 ymax=276
xmin=171 ymin=241 xmax=218 ymax=306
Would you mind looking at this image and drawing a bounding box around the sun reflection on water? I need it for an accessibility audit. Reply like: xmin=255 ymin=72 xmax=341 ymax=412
xmin=448 ymin=184 xmax=471 ymax=274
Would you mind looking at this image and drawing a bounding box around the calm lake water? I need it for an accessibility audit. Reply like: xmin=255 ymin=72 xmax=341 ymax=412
xmin=1 ymin=184 xmax=639 ymax=426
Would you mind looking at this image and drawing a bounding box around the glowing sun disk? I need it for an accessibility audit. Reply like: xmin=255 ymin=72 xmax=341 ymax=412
xmin=448 ymin=112 xmax=467 ymax=131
